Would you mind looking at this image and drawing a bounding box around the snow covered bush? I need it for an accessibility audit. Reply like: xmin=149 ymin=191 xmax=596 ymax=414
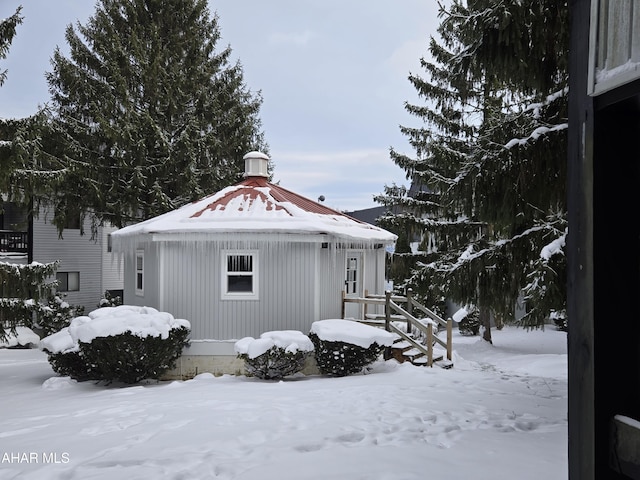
xmin=0 ymin=327 xmax=40 ymax=349
xmin=235 ymin=331 xmax=314 ymax=380
xmin=309 ymin=319 xmax=395 ymax=377
xmin=46 ymin=350 xmax=95 ymax=381
xmin=454 ymin=306 xmax=480 ymax=336
xmin=40 ymin=305 xmax=190 ymax=384
xmin=97 ymin=290 xmax=122 ymax=308
xmin=37 ymin=294 xmax=85 ymax=337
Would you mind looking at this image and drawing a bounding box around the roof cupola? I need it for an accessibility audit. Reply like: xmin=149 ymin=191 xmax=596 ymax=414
xmin=243 ymin=151 xmax=269 ymax=178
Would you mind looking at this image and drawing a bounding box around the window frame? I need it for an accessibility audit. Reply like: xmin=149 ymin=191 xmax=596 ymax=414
xmin=56 ymin=271 xmax=80 ymax=292
xmin=135 ymin=250 xmax=144 ymax=296
xmin=222 ymin=250 xmax=259 ymax=300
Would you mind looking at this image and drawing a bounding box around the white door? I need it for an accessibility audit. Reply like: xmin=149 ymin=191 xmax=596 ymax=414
xmin=344 ymin=251 xmax=363 ymax=319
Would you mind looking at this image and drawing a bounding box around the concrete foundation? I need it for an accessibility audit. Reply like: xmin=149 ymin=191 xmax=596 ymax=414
xmin=161 ymin=354 xmax=321 ymax=380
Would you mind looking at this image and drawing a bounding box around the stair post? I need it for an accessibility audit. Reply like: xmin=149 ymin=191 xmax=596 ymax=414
xmin=384 ymin=290 xmax=392 ymax=360
xmin=406 ymin=288 xmax=413 ymax=335
xmin=384 ymin=291 xmax=391 ymax=332
xmin=446 ymin=318 xmax=453 ymax=361
xmin=427 ymin=322 xmax=434 ymax=367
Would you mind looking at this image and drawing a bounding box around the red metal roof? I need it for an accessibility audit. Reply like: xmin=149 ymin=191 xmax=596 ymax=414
xmin=190 ymin=176 xmax=369 ymax=224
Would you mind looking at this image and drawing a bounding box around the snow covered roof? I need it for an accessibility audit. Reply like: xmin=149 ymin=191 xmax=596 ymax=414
xmin=112 ymin=153 xmax=396 ymax=245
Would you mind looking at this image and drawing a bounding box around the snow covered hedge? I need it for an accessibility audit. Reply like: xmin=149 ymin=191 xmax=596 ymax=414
xmin=235 ymin=330 xmax=314 ymax=380
xmin=0 ymin=327 xmax=40 ymax=349
xmin=309 ymin=319 xmax=395 ymax=377
xmin=40 ymin=305 xmax=190 ymax=384
xmin=453 ymin=306 xmax=480 ymax=336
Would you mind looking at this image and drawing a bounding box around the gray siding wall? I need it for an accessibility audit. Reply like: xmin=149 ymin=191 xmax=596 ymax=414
xmin=119 ymin=239 xmax=390 ymax=341
xmin=101 ymin=226 xmax=123 ymax=293
xmin=317 ymin=247 xmax=347 ymax=320
xmin=160 ymin=242 xmax=318 ymax=339
xmin=121 ymin=241 xmax=160 ymax=309
xmin=32 ymin=210 xmax=102 ymax=314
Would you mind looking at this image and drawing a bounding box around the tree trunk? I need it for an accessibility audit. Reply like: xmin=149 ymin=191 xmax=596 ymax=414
xmin=494 ymin=313 xmax=504 ymax=330
xmin=480 ymin=308 xmax=492 ymax=344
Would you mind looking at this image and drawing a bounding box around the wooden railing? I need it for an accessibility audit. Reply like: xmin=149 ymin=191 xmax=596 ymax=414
xmin=342 ymin=289 xmax=453 ymax=367
xmin=0 ymin=231 xmax=28 ymax=253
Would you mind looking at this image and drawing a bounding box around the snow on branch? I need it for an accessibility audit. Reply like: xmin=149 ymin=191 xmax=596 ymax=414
xmin=540 ymin=232 xmax=566 ymax=261
xmin=427 ymin=221 xmax=564 ymax=274
xmin=524 ymin=87 xmax=569 ymax=116
xmin=504 ymin=123 xmax=568 ymax=150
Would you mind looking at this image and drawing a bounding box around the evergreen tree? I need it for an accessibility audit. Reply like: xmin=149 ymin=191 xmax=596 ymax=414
xmin=0 ymin=258 xmax=87 ymax=341
xmin=43 ymin=0 xmax=267 ymax=232
xmin=0 ymin=6 xmax=22 ymax=88
xmin=377 ymin=1 xmax=568 ymax=341
xmin=0 ymin=6 xmax=23 ymax=168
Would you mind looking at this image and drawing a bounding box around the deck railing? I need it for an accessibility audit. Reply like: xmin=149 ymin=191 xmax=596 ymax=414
xmin=342 ymin=289 xmax=453 ymax=367
xmin=0 ymin=231 xmax=28 ymax=253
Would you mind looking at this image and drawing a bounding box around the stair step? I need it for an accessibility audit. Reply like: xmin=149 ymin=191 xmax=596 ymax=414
xmin=435 ymin=359 xmax=454 ymax=369
xmin=411 ymin=357 xmax=429 ymax=365
xmin=402 ymin=348 xmax=425 ymax=357
xmin=365 ymin=313 xmax=406 ymax=320
xmin=357 ymin=319 xmax=387 ymax=328
xmin=392 ymin=340 xmax=414 ymax=349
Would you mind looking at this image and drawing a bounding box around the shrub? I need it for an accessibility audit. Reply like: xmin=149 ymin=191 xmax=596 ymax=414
xmin=235 ymin=331 xmax=314 ymax=380
xmin=550 ymin=310 xmax=567 ymax=332
xmin=40 ymin=323 xmax=98 ymax=381
xmin=457 ymin=307 xmax=481 ymax=336
xmin=309 ymin=319 xmax=395 ymax=377
xmin=80 ymin=327 xmax=189 ymax=384
xmin=98 ymin=290 xmax=123 ymax=308
xmin=40 ymin=305 xmax=190 ymax=384
xmin=46 ymin=350 xmax=97 ymax=382
xmin=0 ymin=326 xmax=40 ymax=349
xmin=37 ymin=294 xmax=85 ymax=337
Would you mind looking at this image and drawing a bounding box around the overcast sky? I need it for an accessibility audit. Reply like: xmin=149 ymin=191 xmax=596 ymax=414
xmin=0 ymin=1 xmax=441 ymax=212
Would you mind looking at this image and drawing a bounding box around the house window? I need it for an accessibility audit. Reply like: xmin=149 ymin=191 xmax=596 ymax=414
xmin=56 ymin=272 xmax=80 ymax=292
xmin=135 ymin=250 xmax=144 ymax=296
xmin=223 ymin=251 xmax=258 ymax=300
xmin=107 ymin=233 xmax=112 ymax=253
xmin=64 ymin=212 xmax=81 ymax=230
xmin=345 ymin=255 xmax=359 ymax=294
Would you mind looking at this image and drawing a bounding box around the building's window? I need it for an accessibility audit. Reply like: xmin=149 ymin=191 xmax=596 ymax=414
xmin=222 ymin=251 xmax=258 ymax=300
xmin=135 ymin=250 xmax=144 ymax=296
xmin=107 ymin=233 xmax=112 ymax=253
xmin=345 ymin=255 xmax=359 ymax=294
xmin=64 ymin=212 xmax=81 ymax=230
xmin=56 ymin=272 xmax=80 ymax=292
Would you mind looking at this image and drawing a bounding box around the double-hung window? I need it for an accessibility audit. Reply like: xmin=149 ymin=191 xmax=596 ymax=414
xmin=222 ymin=251 xmax=258 ymax=300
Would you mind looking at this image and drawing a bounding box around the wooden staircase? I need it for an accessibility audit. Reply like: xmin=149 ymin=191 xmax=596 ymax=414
xmin=342 ymin=289 xmax=454 ymax=369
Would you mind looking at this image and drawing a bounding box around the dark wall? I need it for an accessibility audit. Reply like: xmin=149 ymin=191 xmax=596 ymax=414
xmin=569 ymin=1 xmax=640 ymax=478
xmin=593 ymin=93 xmax=640 ymax=456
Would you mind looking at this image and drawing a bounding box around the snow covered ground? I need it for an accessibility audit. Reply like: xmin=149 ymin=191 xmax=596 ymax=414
xmin=0 ymin=326 xmax=567 ymax=480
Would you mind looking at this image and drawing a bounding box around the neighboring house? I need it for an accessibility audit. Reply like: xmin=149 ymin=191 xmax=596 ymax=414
xmin=112 ymin=151 xmax=397 ymax=377
xmin=0 ymin=201 xmax=123 ymax=314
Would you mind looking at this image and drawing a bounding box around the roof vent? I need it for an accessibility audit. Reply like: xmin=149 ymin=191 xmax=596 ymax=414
xmin=243 ymin=151 xmax=269 ymax=178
